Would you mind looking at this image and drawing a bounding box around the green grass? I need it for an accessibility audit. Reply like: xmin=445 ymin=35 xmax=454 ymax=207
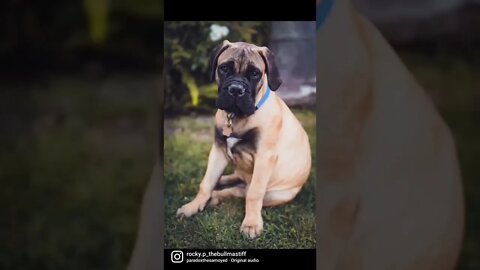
xmin=164 ymin=110 xmax=316 ymax=249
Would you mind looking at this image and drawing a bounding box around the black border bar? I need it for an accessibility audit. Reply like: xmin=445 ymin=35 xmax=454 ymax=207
xmin=165 ymin=0 xmax=316 ymax=21
xmin=165 ymin=249 xmax=315 ymax=269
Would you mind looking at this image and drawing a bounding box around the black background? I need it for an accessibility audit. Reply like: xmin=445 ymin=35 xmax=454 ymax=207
xmin=165 ymin=0 xmax=316 ymax=21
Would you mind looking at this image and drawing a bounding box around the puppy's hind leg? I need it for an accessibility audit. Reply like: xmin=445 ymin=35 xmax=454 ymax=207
xmin=215 ymin=172 xmax=244 ymax=189
xmin=209 ymin=183 xmax=246 ymax=206
xmin=262 ymin=187 xmax=301 ymax=207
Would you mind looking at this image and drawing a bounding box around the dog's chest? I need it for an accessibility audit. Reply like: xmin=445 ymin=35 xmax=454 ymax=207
xmin=226 ymin=137 xmax=242 ymax=159
xmin=215 ymin=127 xmax=258 ymax=166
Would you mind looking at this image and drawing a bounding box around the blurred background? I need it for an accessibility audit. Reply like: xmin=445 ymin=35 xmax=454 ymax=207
xmin=351 ymin=0 xmax=480 ymax=268
xmin=0 ymin=0 xmax=161 ymax=269
xmin=0 ymin=0 xmax=478 ymax=268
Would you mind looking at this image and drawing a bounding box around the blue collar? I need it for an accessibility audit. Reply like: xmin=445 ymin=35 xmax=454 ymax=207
xmin=317 ymin=0 xmax=334 ymax=30
xmin=255 ymin=85 xmax=271 ymax=110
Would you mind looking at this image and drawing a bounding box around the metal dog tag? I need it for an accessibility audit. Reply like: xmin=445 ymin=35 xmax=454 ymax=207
xmin=223 ymin=113 xmax=234 ymax=137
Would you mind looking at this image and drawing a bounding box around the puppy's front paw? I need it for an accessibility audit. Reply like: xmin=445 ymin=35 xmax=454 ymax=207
xmin=240 ymin=215 xmax=263 ymax=238
xmin=176 ymin=199 xmax=206 ymax=218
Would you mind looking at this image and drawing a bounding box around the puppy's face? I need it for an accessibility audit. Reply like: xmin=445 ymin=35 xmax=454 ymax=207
xmin=210 ymin=41 xmax=282 ymax=117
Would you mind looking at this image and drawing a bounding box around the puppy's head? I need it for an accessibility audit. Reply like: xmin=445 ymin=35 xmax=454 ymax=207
xmin=210 ymin=40 xmax=282 ymax=117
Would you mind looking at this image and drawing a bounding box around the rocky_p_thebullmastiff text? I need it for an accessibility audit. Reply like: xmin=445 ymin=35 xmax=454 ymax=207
xmin=175 ymin=40 xmax=312 ymax=238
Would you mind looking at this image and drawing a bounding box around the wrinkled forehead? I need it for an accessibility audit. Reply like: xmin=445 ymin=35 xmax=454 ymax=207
xmin=217 ymin=43 xmax=266 ymax=72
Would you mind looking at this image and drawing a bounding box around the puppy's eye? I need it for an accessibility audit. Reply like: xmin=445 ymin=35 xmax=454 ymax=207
xmin=250 ymin=70 xmax=261 ymax=78
xmin=219 ymin=65 xmax=229 ymax=73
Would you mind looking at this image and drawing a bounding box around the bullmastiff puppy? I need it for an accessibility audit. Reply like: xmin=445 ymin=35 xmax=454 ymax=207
xmin=316 ymin=0 xmax=464 ymax=269
xmin=176 ymin=40 xmax=312 ymax=238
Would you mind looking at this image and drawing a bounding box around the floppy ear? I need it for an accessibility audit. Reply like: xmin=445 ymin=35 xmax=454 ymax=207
xmin=209 ymin=40 xmax=231 ymax=81
xmin=258 ymin=47 xmax=282 ymax=91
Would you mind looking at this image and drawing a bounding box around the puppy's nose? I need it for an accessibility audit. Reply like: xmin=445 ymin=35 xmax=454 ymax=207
xmin=227 ymin=84 xmax=245 ymax=97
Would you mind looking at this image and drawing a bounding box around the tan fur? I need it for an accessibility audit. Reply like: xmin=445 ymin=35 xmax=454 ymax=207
xmin=316 ymin=0 xmax=464 ymax=269
xmin=176 ymin=42 xmax=311 ymax=238
xmin=216 ymin=42 xmax=266 ymax=74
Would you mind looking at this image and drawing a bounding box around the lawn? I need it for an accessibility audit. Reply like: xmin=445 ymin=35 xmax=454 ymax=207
xmin=164 ymin=109 xmax=316 ymax=249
